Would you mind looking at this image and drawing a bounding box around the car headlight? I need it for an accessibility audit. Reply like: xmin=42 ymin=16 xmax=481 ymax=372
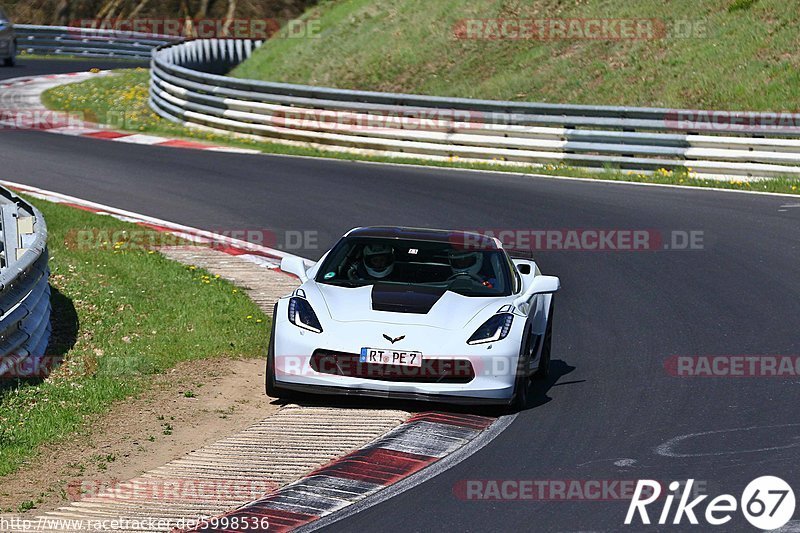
xmin=288 ymin=297 xmax=323 ymax=333
xmin=467 ymin=313 xmax=513 ymax=345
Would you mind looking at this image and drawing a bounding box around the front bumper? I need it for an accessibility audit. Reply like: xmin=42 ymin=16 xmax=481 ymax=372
xmin=273 ymin=301 xmax=524 ymax=403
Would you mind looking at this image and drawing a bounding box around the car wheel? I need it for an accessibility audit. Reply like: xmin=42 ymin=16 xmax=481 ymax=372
xmin=265 ymin=304 xmax=296 ymax=400
xmin=534 ymin=301 xmax=553 ymax=380
xmin=3 ymin=43 xmax=15 ymax=67
xmin=509 ymin=370 xmax=531 ymax=411
xmin=508 ymin=337 xmax=532 ymax=412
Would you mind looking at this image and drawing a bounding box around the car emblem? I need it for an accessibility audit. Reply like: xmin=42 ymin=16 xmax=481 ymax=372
xmin=383 ymin=334 xmax=405 ymax=344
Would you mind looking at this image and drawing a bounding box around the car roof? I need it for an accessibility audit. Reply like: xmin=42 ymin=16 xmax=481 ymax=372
xmin=345 ymin=226 xmax=501 ymax=250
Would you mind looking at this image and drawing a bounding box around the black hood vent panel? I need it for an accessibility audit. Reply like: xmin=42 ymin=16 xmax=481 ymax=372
xmin=371 ymin=284 xmax=446 ymax=314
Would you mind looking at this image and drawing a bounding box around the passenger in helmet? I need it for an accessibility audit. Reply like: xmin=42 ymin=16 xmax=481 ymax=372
xmin=348 ymin=243 xmax=395 ymax=280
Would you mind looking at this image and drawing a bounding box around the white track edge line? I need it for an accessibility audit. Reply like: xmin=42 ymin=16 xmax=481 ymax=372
xmin=0 ymin=179 xmax=311 ymax=266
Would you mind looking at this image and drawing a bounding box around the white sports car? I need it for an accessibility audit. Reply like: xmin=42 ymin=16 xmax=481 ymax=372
xmin=266 ymin=226 xmax=560 ymax=410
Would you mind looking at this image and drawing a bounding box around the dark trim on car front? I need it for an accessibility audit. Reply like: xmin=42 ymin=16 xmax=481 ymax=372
xmin=275 ymin=380 xmax=511 ymax=405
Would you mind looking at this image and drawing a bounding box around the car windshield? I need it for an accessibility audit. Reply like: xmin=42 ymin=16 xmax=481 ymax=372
xmin=315 ymin=236 xmax=513 ymax=297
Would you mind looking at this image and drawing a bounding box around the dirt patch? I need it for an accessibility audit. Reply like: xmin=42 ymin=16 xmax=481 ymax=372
xmin=0 ymin=357 xmax=277 ymax=514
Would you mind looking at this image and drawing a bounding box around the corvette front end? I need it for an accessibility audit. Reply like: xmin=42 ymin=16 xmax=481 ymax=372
xmin=272 ymin=293 xmax=525 ymax=403
xmin=267 ymin=226 xmax=559 ymax=408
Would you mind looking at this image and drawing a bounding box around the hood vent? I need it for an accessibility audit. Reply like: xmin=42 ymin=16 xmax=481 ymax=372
xmin=371 ymin=283 xmax=446 ymax=314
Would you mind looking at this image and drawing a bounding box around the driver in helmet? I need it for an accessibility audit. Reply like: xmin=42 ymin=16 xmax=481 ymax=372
xmin=349 ymin=243 xmax=395 ymax=280
xmin=448 ymin=249 xmax=495 ymax=288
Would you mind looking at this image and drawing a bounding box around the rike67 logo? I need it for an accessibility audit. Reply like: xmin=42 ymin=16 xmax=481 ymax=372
xmin=625 ymin=477 xmax=796 ymax=530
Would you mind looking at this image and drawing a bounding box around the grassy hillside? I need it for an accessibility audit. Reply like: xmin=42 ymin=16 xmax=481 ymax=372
xmin=232 ymin=0 xmax=800 ymax=111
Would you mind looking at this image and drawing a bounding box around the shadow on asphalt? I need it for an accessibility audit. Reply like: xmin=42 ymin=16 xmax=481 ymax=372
xmin=523 ymin=359 xmax=579 ymax=412
xmin=268 ymin=358 xmax=579 ymax=418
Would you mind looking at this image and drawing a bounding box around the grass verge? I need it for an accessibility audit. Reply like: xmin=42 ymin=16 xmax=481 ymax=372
xmin=41 ymin=69 xmax=800 ymax=195
xmin=0 ymin=196 xmax=268 ymax=479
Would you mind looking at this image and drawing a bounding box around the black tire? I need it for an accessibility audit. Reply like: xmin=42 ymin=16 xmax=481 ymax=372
xmin=3 ymin=43 xmax=15 ymax=67
xmin=265 ymin=303 xmax=294 ymax=399
xmin=509 ymin=370 xmax=531 ymax=412
xmin=534 ymin=301 xmax=554 ymax=380
xmin=265 ymin=312 xmax=278 ymax=397
xmin=508 ymin=336 xmax=532 ymax=412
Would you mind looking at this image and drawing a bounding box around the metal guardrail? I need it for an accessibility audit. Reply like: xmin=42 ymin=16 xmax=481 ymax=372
xmin=15 ymin=24 xmax=181 ymax=59
xmin=149 ymin=39 xmax=800 ymax=179
xmin=0 ymin=186 xmax=50 ymax=378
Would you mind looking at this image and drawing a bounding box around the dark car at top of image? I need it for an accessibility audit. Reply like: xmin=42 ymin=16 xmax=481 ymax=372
xmin=0 ymin=6 xmax=15 ymax=66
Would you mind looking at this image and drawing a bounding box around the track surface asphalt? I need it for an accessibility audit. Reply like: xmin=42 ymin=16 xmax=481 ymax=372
xmin=2 ymin=60 xmax=798 ymax=532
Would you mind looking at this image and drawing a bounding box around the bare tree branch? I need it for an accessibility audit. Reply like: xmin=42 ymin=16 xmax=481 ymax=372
xmin=126 ymin=0 xmax=151 ymax=20
xmin=221 ymin=0 xmax=235 ymax=37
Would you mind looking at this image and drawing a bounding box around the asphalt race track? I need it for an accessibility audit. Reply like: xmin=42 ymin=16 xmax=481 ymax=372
xmin=0 ymin=57 xmax=148 ymax=77
xmin=2 ymin=60 xmax=799 ymax=532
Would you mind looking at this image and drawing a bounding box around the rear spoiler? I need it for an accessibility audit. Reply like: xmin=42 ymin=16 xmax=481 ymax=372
xmin=507 ymin=249 xmax=535 ymax=260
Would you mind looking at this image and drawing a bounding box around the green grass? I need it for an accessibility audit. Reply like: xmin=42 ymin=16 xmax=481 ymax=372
xmin=0 ymin=197 xmax=268 ymax=477
xmin=233 ymin=0 xmax=800 ymax=112
xmin=41 ymin=69 xmax=800 ymax=194
xmin=41 ymin=68 xmax=267 ymax=147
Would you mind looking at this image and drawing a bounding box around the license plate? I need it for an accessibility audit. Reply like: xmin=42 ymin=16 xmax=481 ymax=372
xmin=360 ymin=347 xmax=422 ymax=367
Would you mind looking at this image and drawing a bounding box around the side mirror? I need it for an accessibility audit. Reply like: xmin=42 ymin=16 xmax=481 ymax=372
xmin=512 ymin=275 xmax=560 ymax=309
xmin=281 ymin=256 xmax=309 ymax=282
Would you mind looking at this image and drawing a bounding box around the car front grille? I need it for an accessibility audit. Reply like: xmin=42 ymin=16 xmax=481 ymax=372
xmin=311 ymin=349 xmax=475 ymax=384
